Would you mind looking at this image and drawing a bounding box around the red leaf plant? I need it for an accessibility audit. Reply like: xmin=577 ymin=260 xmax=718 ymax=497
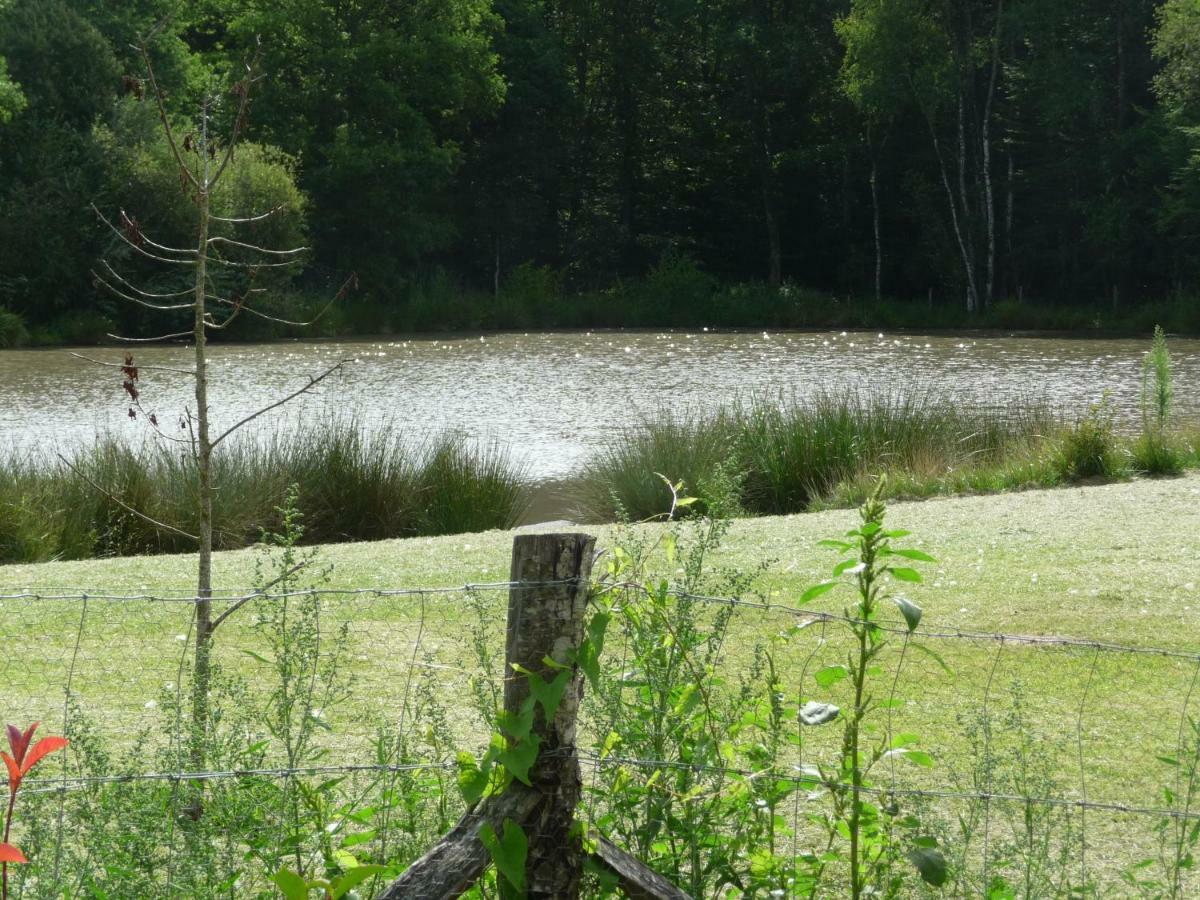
xmin=2 ymin=723 xmax=68 ymax=899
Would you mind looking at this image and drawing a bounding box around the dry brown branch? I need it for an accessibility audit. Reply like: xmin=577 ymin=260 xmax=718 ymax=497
xmin=209 ymin=359 xmax=349 ymax=449
xmin=70 ymin=352 xmax=194 ymax=377
xmin=55 ymin=453 xmax=199 ymax=542
xmin=208 ymin=42 xmax=263 ymax=188
xmin=137 ymin=38 xmax=197 ymax=190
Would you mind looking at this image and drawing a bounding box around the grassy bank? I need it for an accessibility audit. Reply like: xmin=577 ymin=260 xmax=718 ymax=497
xmin=578 ymin=390 xmax=1200 ymax=521
xmin=0 ymin=422 xmax=527 ymax=563
xmin=1 ymin=477 xmax=1199 ymax=895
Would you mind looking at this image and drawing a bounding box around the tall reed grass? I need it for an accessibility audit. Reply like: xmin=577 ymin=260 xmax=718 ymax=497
xmin=0 ymin=422 xmax=528 ymax=564
xmin=578 ymin=390 xmax=1064 ymax=521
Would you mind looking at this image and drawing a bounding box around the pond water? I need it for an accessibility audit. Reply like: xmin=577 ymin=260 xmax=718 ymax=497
xmin=2 ymin=330 xmax=1198 ymax=483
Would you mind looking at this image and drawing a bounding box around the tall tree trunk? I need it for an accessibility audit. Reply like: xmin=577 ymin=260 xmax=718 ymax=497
xmin=191 ymin=117 xmax=214 ymax=782
xmin=981 ymin=0 xmax=1003 ymax=307
xmin=871 ymin=153 xmax=881 ymax=302
xmin=1006 ymin=152 xmax=1015 ymax=297
xmin=1116 ymin=3 xmax=1126 ymax=131
xmin=927 ymin=111 xmax=979 ymax=313
xmin=760 ymin=145 xmax=782 ymax=288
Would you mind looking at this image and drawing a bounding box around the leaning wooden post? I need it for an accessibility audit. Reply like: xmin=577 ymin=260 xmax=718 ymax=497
xmin=379 ymin=532 xmax=595 ymax=899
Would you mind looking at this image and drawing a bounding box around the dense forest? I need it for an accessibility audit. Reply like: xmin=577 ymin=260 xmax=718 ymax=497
xmin=2 ymin=0 xmax=1200 ymax=342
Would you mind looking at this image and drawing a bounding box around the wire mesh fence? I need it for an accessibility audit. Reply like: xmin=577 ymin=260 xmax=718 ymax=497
xmin=1 ymin=574 xmax=1198 ymax=897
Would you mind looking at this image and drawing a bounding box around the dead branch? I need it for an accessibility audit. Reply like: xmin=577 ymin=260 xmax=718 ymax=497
xmin=207 ymin=236 xmax=308 ymax=257
xmin=93 ymin=271 xmax=194 ymax=312
xmin=56 ymin=453 xmax=199 ymax=542
xmin=208 ymin=41 xmax=263 ymax=188
xmin=70 ymin=352 xmax=195 ymax=377
xmin=137 ymin=38 xmax=197 ymax=190
xmin=209 ymin=359 xmax=350 ymax=449
xmin=97 ymin=260 xmax=195 ymax=299
xmin=211 ymin=272 xmax=356 ymax=328
xmin=205 ymin=254 xmax=304 ymax=270
xmin=209 ymin=562 xmax=308 ymax=633
xmin=93 ymin=205 xmax=196 ymax=265
xmin=210 ymin=205 xmax=284 ymax=225
xmin=107 ymin=328 xmax=196 ymax=343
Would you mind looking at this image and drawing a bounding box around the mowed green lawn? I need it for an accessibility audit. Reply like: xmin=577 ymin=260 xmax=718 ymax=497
xmin=2 ymin=474 xmax=1200 ymax=888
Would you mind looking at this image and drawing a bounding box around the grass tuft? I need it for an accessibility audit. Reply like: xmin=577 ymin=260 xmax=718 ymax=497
xmin=0 ymin=421 xmax=528 ymax=563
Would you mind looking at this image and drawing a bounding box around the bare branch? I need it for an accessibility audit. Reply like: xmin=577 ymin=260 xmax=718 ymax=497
xmin=93 ymin=270 xmax=194 ymax=312
xmin=107 ymin=329 xmax=196 ymax=343
xmin=209 ymin=562 xmax=308 ymax=633
xmin=93 ymin=205 xmax=196 ymax=266
xmin=210 ymin=359 xmax=350 ymax=449
xmin=210 ymin=205 xmax=285 ymax=225
xmin=70 ymin=353 xmax=195 ymax=377
xmin=136 ymin=41 xmax=198 ymax=190
xmin=56 ymin=453 xmax=199 ymax=542
xmin=203 ymin=299 xmax=245 ymax=331
xmin=205 ymin=254 xmax=303 ymax=270
xmin=209 ymin=40 xmax=263 ymax=188
xmin=207 ymin=236 xmax=308 ymax=257
xmin=211 ymin=272 xmax=356 ymax=328
xmin=98 ymin=260 xmax=195 ymax=299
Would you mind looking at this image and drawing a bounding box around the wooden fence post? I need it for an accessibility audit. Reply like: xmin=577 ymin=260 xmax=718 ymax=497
xmin=378 ymin=532 xmax=595 ymax=899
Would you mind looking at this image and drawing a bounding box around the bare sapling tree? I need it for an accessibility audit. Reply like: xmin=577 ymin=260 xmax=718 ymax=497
xmin=75 ymin=20 xmax=355 ymax=782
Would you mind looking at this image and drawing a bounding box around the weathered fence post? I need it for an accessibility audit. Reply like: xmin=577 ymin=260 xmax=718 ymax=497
xmin=379 ymin=532 xmax=595 ymax=899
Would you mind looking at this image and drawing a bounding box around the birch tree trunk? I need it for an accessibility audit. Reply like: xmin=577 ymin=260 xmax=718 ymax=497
xmin=980 ymin=0 xmax=1004 ymax=307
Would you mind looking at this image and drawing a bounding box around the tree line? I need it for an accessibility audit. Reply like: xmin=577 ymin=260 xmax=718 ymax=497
xmin=2 ymin=0 xmax=1200 ymax=341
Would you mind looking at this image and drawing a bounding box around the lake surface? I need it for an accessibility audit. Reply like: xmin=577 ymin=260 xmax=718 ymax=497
xmin=2 ymin=331 xmax=1198 ymax=482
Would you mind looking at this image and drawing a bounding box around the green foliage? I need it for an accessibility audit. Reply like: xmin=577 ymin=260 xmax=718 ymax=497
xmin=0 ymin=57 xmax=24 ymax=124
xmin=1052 ymin=396 xmax=1125 ymax=483
xmin=0 ymin=307 xmax=27 ymax=347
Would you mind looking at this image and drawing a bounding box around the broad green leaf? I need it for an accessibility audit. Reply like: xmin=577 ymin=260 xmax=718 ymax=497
xmin=833 ymin=558 xmax=864 ymax=576
xmin=800 ymin=581 xmax=839 ymax=603
xmin=907 ymin=846 xmax=948 ymax=886
xmin=496 ymin=698 xmax=535 ymax=741
xmin=574 ymin=611 xmax=610 ymax=693
xmin=814 ymin=665 xmax=849 ymax=688
xmin=330 ymin=865 xmax=387 ymax=899
xmin=271 ymin=869 xmax=309 ymax=900
xmin=456 ymin=751 xmax=491 ymax=806
xmin=527 ymin=669 xmax=572 ymax=720
xmin=889 ymin=732 xmax=921 ymax=749
xmin=817 ymin=539 xmax=853 ymax=551
xmin=498 ymin=734 xmax=541 ymax=786
xmin=888 ymin=567 xmax=923 ymax=583
xmin=885 ymin=547 xmax=936 ymax=562
xmin=480 ymin=819 xmax=528 ymax=893
xmin=894 ymin=597 xmax=923 ymax=632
